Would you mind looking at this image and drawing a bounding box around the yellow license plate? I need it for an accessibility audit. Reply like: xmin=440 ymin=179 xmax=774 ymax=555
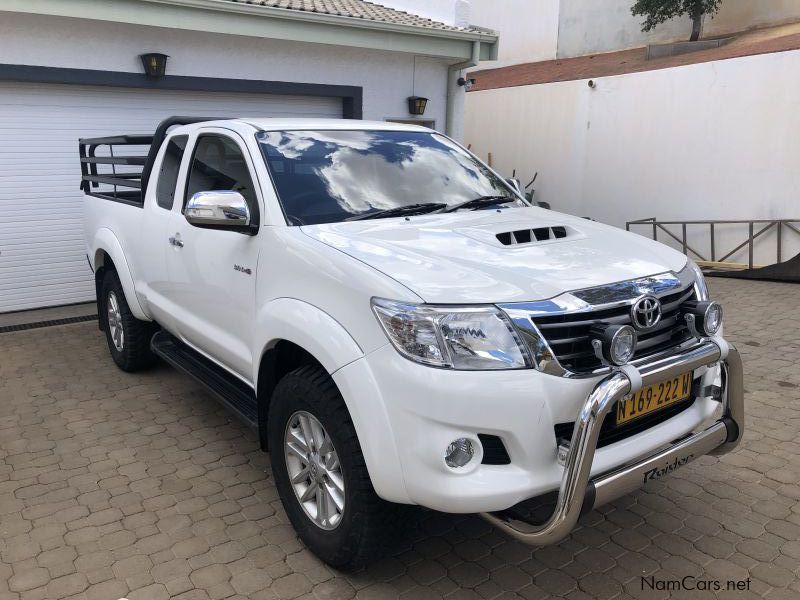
xmin=616 ymin=371 xmax=693 ymax=426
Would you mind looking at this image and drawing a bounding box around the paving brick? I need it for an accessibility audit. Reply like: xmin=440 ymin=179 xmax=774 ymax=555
xmin=166 ymin=576 xmax=195 ymax=596
xmin=750 ymin=562 xmax=795 ymax=588
xmin=36 ymin=546 xmax=77 ymax=569
xmin=8 ymin=568 xmax=50 ymax=593
xmin=112 ymin=554 xmax=153 ymax=579
xmin=272 ymin=573 xmax=313 ymax=600
xmin=191 ymin=564 xmax=232 ymax=588
xmin=152 ymin=557 xmax=192 ymax=583
xmin=212 ymin=541 xmax=247 ymax=564
xmin=173 ymin=537 xmax=211 ymax=559
xmin=45 ymin=573 xmax=89 ymax=599
xmin=230 ymin=569 xmax=273 ymax=595
xmin=127 ymin=583 xmax=170 ymax=600
xmin=85 ymin=579 xmax=129 ymax=600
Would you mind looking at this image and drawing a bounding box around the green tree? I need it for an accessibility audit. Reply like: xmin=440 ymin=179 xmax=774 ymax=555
xmin=631 ymin=0 xmax=723 ymax=41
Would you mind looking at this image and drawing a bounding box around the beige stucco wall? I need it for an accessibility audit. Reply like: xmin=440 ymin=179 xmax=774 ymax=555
xmin=465 ymin=49 xmax=800 ymax=265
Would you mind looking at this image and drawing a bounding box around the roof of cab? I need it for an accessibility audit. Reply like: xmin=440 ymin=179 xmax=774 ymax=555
xmin=239 ymin=118 xmax=433 ymax=132
xmin=167 ymin=118 xmax=436 ymax=138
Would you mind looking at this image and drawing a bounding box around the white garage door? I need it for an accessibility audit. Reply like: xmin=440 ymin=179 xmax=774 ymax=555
xmin=0 ymin=82 xmax=342 ymax=313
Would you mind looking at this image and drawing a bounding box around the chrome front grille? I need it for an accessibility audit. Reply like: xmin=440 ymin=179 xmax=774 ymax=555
xmin=498 ymin=267 xmax=701 ymax=377
xmin=532 ymin=285 xmax=696 ymax=373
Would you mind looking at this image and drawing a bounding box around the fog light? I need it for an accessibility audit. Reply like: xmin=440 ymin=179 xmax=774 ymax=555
xmin=590 ymin=324 xmax=637 ymax=367
xmin=683 ymin=301 xmax=723 ymax=337
xmin=445 ymin=438 xmax=474 ymax=468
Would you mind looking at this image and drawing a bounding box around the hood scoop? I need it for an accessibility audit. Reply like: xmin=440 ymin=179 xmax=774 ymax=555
xmin=496 ymin=225 xmax=571 ymax=246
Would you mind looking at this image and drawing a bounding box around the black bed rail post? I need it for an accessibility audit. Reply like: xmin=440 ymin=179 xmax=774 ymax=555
xmin=78 ymin=141 xmax=88 ymax=192
xmin=140 ymin=116 xmax=227 ymax=196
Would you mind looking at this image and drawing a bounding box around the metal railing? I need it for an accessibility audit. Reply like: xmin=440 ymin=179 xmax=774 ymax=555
xmin=626 ymin=218 xmax=800 ymax=269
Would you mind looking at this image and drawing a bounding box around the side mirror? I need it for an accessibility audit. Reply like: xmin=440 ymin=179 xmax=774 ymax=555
xmin=506 ymin=178 xmax=523 ymax=196
xmin=185 ymin=191 xmax=253 ymax=232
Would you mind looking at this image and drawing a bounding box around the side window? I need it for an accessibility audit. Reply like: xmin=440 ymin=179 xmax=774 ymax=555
xmin=155 ymin=135 xmax=188 ymax=210
xmin=184 ymin=135 xmax=259 ymax=226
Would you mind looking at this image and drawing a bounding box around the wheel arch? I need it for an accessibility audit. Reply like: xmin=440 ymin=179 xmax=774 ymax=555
xmin=253 ymin=299 xmax=408 ymax=503
xmin=256 ymin=339 xmax=326 ymax=450
xmin=91 ymin=229 xmax=148 ymax=321
xmin=253 ymin=298 xmax=364 ymax=450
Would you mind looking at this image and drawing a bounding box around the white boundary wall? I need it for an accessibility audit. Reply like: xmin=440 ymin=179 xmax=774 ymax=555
xmin=469 ymin=1 xmax=560 ymax=66
xmin=460 ymin=0 xmax=800 ymax=66
xmin=465 ymin=50 xmax=800 ymax=265
xmin=557 ymin=0 xmax=800 ymax=58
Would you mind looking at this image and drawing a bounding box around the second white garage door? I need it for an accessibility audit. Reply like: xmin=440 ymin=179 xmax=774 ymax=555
xmin=0 ymin=82 xmax=342 ymax=313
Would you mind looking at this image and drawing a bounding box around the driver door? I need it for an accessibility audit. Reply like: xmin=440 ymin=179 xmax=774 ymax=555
xmin=164 ymin=130 xmax=262 ymax=382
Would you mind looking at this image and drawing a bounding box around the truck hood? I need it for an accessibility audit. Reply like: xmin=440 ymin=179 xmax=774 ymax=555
xmin=301 ymin=208 xmax=688 ymax=304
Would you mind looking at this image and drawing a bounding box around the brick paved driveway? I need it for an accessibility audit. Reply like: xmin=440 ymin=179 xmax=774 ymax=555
xmin=0 ymin=279 xmax=798 ymax=600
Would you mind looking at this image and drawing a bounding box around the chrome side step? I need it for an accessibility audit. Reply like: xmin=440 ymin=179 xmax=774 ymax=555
xmin=151 ymin=330 xmax=258 ymax=430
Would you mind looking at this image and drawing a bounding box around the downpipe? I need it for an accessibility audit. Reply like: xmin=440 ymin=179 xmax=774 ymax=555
xmin=445 ymin=40 xmax=481 ymax=138
xmin=481 ymin=340 xmax=744 ymax=546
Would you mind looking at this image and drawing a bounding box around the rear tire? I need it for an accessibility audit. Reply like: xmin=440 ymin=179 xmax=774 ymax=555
xmin=268 ymin=365 xmax=391 ymax=570
xmin=101 ymin=270 xmax=158 ymax=372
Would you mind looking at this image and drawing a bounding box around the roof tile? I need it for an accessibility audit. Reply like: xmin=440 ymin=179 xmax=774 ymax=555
xmin=222 ymin=0 xmax=486 ymax=33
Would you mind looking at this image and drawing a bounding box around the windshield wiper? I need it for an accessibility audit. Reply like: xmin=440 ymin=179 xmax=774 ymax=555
xmin=439 ymin=195 xmax=516 ymax=214
xmin=345 ymin=203 xmax=447 ymax=221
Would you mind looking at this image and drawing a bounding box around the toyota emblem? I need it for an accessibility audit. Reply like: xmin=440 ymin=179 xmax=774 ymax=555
xmin=631 ymin=295 xmax=662 ymax=330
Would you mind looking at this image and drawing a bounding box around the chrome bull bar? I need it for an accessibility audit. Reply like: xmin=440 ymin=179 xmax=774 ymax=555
xmin=481 ymin=339 xmax=744 ymax=546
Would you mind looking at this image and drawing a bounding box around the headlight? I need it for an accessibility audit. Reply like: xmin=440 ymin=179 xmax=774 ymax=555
xmin=687 ymin=259 xmax=709 ymax=301
xmin=371 ymin=298 xmax=532 ymax=370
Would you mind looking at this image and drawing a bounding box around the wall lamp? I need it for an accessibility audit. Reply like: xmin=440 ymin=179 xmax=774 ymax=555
xmin=407 ymin=96 xmax=429 ymax=116
xmin=140 ymin=53 xmax=169 ymax=78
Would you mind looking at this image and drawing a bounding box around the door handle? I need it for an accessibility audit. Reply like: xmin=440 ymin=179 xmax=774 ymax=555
xmin=168 ymin=236 xmax=184 ymax=248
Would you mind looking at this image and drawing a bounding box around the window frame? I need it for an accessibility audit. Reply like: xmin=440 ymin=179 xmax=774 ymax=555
xmin=182 ymin=132 xmax=261 ymax=230
xmin=155 ymin=134 xmax=189 ymax=211
xmin=256 ymin=128 xmax=523 ymax=226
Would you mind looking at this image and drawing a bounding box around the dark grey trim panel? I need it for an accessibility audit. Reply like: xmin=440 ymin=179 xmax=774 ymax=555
xmin=0 ymin=64 xmax=363 ymax=119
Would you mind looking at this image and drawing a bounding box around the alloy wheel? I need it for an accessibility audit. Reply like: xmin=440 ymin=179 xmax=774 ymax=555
xmin=284 ymin=410 xmax=345 ymax=530
xmin=107 ymin=291 xmax=124 ymax=352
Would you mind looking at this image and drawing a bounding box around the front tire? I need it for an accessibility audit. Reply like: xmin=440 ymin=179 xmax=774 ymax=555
xmin=101 ymin=270 xmax=158 ymax=372
xmin=268 ymin=365 xmax=391 ymax=569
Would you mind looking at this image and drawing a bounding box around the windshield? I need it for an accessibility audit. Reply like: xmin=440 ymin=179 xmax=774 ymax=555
xmin=257 ymin=129 xmax=525 ymax=225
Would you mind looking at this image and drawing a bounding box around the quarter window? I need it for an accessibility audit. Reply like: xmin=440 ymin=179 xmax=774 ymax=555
xmin=155 ymin=135 xmax=188 ymax=210
xmin=184 ymin=135 xmax=259 ymax=226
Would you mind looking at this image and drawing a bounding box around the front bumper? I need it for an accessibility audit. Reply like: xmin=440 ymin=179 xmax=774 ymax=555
xmin=481 ymin=338 xmax=743 ymax=545
xmin=334 ymin=334 xmax=735 ymax=513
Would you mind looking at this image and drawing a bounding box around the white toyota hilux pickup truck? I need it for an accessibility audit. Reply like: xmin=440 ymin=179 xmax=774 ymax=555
xmin=81 ymin=117 xmax=743 ymax=568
